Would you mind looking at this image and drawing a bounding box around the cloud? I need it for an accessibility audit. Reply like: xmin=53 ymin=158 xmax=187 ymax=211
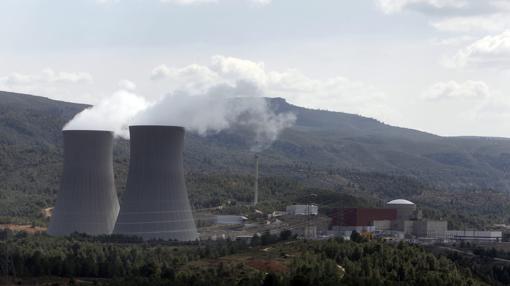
xmin=0 ymin=69 xmax=93 ymax=86
xmin=64 ymin=90 xmax=149 ymax=138
xmin=423 ymin=80 xmax=490 ymax=100
xmin=65 ymin=79 xmax=295 ymax=151
xmin=99 ymin=0 xmax=271 ymax=5
xmin=375 ymin=0 xmax=467 ymax=14
xmin=160 ymin=0 xmax=217 ymax=4
xmin=134 ymin=82 xmax=295 ymax=151
xmin=65 ymin=55 xmax=390 ymax=151
xmin=151 ymin=55 xmax=392 ymax=122
xmin=161 ymin=0 xmax=272 ymax=5
xmin=118 ymin=79 xmax=136 ymax=91
xmin=432 ymin=14 xmax=510 ymax=33
xmin=0 ymin=68 xmax=94 ymax=103
xmin=376 ymin=0 xmax=510 ymax=34
xmin=447 ymin=30 xmax=510 ymax=68
xmin=96 ymin=0 xmax=120 ymax=4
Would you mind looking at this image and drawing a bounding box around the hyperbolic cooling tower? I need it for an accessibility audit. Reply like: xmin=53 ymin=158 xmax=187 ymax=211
xmin=113 ymin=125 xmax=199 ymax=241
xmin=48 ymin=130 xmax=120 ymax=236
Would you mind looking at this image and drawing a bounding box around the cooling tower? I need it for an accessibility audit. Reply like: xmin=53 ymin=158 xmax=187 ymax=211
xmin=113 ymin=125 xmax=198 ymax=241
xmin=48 ymin=130 xmax=119 ymax=236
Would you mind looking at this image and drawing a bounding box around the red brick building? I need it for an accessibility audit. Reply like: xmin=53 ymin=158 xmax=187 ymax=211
xmin=331 ymin=208 xmax=397 ymax=226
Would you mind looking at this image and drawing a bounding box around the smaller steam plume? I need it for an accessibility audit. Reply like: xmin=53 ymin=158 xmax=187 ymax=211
xmin=64 ymin=80 xmax=295 ymax=151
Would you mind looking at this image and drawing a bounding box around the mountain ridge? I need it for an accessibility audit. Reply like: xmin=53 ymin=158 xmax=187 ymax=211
xmin=2 ymin=90 xmax=510 ymax=226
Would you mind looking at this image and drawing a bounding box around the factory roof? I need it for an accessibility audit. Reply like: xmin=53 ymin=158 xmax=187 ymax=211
xmin=387 ymin=199 xmax=415 ymax=205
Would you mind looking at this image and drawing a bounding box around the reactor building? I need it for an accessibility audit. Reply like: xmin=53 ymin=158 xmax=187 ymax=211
xmin=113 ymin=125 xmax=199 ymax=241
xmin=48 ymin=130 xmax=120 ymax=236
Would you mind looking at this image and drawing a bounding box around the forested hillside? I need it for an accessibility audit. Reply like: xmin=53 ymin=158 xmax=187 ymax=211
xmin=2 ymin=90 xmax=510 ymax=227
xmin=0 ymin=233 xmax=488 ymax=285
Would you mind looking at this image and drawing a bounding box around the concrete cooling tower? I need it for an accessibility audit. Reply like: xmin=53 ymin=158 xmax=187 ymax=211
xmin=113 ymin=125 xmax=199 ymax=241
xmin=48 ymin=130 xmax=120 ymax=236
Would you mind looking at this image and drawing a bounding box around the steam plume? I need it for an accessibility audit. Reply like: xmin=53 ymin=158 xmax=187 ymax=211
xmin=64 ymin=80 xmax=295 ymax=151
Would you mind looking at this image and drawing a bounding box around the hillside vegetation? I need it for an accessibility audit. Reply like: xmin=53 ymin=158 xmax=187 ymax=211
xmin=2 ymin=91 xmax=510 ymax=228
xmin=0 ymin=233 xmax=487 ymax=286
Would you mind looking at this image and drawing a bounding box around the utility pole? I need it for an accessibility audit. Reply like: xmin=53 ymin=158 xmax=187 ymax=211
xmin=254 ymin=154 xmax=259 ymax=206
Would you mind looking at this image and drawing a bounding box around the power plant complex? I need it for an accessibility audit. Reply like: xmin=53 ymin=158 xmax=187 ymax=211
xmin=49 ymin=126 xmax=198 ymax=241
xmin=47 ymin=126 xmax=503 ymax=244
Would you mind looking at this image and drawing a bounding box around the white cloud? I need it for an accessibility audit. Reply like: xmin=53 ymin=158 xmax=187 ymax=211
xmin=0 ymin=69 xmax=94 ymax=103
xmin=64 ymin=90 xmax=149 ymax=138
xmin=161 ymin=0 xmax=272 ymax=5
xmin=376 ymin=0 xmax=467 ymax=14
xmin=448 ymin=30 xmax=510 ymax=68
xmin=118 ymin=79 xmax=136 ymax=91
xmin=160 ymin=0 xmax=217 ymax=4
xmin=96 ymin=0 xmax=120 ymax=4
xmin=377 ymin=0 xmax=510 ymax=35
xmin=0 ymin=69 xmax=92 ymax=86
xmin=151 ymin=55 xmax=393 ymax=122
xmin=423 ymin=80 xmax=490 ymax=100
xmin=100 ymin=0 xmax=271 ymax=5
xmin=432 ymin=14 xmax=510 ymax=33
xmin=250 ymin=0 xmax=272 ymax=5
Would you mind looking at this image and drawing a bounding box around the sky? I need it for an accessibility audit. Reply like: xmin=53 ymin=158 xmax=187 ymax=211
xmin=1 ymin=0 xmax=510 ymax=137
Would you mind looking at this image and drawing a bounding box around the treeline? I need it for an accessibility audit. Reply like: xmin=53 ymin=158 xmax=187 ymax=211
xmin=0 ymin=231 xmax=486 ymax=286
xmin=445 ymin=247 xmax=510 ymax=286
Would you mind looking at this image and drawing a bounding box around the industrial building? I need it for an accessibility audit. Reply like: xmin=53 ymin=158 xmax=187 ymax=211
xmin=113 ymin=126 xmax=199 ymax=241
xmin=215 ymin=215 xmax=248 ymax=225
xmin=446 ymin=230 xmax=502 ymax=242
xmin=286 ymin=204 xmax=318 ymax=216
xmin=414 ymin=220 xmax=448 ymax=239
xmin=331 ymin=199 xmax=448 ymax=239
xmin=331 ymin=208 xmax=397 ymax=227
xmin=48 ymin=130 xmax=120 ymax=236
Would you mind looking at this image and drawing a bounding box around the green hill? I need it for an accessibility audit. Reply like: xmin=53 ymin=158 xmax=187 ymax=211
xmin=2 ymin=90 xmax=510 ymax=228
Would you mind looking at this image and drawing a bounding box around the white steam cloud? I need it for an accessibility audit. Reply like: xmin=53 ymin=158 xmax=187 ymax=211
xmin=63 ymin=90 xmax=149 ymax=138
xmin=64 ymin=79 xmax=295 ymax=152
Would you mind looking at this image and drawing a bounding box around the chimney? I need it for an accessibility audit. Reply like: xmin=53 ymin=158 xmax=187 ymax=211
xmin=114 ymin=125 xmax=198 ymax=241
xmin=48 ymin=130 xmax=119 ymax=236
xmin=254 ymin=154 xmax=259 ymax=206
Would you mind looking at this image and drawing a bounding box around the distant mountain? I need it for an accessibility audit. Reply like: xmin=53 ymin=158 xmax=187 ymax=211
xmin=2 ymin=90 xmax=510 ymax=225
xmin=197 ymin=97 xmax=510 ymax=190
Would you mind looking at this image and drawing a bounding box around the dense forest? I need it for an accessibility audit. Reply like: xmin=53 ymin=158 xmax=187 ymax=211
xmin=0 ymin=231 xmax=491 ymax=286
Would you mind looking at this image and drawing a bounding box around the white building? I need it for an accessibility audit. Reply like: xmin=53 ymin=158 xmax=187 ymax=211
xmin=215 ymin=215 xmax=248 ymax=225
xmin=286 ymin=204 xmax=318 ymax=216
xmin=446 ymin=230 xmax=502 ymax=242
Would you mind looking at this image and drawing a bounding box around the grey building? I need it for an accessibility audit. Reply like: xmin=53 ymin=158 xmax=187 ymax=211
xmin=215 ymin=215 xmax=248 ymax=225
xmin=286 ymin=204 xmax=318 ymax=216
xmin=446 ymin=230 xmax=502 ymax=242
xmin=414 ymin=220 xmax=447 ymax=239
xmin=114 ymin=125 xmax=199 ymax=241
xmin=48 ymin=130 xmax=120 ymax=236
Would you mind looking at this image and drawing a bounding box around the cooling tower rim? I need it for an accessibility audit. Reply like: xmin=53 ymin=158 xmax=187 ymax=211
xmin=62 ymin=129 xmax=114 ymax=135
xmin=129 ymin=125 xmax=185 ymax=131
